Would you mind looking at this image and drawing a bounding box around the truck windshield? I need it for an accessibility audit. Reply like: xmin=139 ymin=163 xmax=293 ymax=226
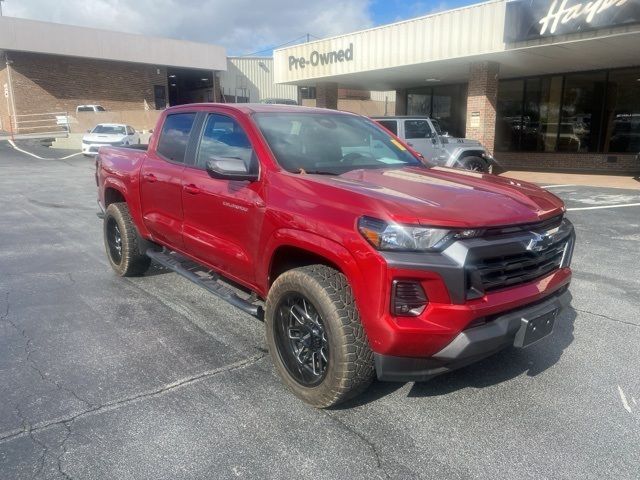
xmin=253 ymin=113 xmax=423 ymax=174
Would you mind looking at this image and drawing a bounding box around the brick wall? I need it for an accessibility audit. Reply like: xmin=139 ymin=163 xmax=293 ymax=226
xmin=495 ymin=151 xmax=640 ymax=174
xmin=466 ymin=61 xmax=499 ymax=154
xmin=316 ymin=82 xmax=338 ymax=109
xmin=7 ymin=51 xmax=168 ymax=116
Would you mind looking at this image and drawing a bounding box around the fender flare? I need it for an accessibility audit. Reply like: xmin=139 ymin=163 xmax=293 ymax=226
xmin=260 ymin=229 xmax=371 ymax=314
xmin=101 ymin=176 xmax=151 ymax=239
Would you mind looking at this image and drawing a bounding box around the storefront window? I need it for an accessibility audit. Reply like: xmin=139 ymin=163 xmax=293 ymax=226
xmin=432 ymin=84 xmax=467 ymax=137
xmin=604 ymin=68 xmax=640 ymax=153
xmin=496 ymin=69 xmax=638 ymax=155
xmin=496 ymin=80 xmax=524 ymax=151
xmin=529 ymin=76 xmax=563 ymax=152
xmin=407 ymin=90 xmax=431 ymax=116
xmin=560 ymin=72 xmax=606 ymax=152
xmin=407 ymin=85 xmax=466 ymax=138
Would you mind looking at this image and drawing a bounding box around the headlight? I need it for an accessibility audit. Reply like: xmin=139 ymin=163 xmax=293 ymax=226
xmin=358 ymin=217 xmax=480 ymax=252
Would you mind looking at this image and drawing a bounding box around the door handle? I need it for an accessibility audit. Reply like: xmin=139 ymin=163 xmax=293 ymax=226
xmin=143 ymin=173 xmax=157 ymax=183
xmin=183 ymin=184 xmax=201 ymax=195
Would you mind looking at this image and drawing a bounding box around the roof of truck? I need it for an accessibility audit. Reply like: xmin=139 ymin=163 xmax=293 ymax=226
xmin=165 ymin=103 xmax=359 ymax=116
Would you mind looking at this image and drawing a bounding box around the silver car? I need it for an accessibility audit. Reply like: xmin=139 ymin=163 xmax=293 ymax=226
xmin=373 ymin=116 xmax=496 ymax=173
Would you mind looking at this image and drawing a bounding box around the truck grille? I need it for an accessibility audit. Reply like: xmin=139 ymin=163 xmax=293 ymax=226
xmin=469 ymin=238 xmax=568 ymax=293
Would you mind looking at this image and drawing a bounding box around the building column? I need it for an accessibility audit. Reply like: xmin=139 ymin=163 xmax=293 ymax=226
xmin=316 ymin=82 xmax=338 ymax=109
xmin=465 ymin=61 xmax=499 ymax=154
xmin=395 ymin=89 xmax=407 ymax=115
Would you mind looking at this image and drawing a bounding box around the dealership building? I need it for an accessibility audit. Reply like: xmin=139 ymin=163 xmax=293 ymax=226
xmin=274 ymin=0 xmax=640 ymax=173
xmin=0 ymin=16 xmax=227 ymax=135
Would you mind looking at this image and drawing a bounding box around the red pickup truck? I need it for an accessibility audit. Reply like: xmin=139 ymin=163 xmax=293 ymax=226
xmin=96 ymin=103 xmax=575 ymax=407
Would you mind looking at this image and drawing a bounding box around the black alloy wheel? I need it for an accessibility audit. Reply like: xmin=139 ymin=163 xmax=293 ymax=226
xmin=273 ymin=293 xmax=329 ymax=386
xmin=106 ymin=216 xmax=123 ymax=265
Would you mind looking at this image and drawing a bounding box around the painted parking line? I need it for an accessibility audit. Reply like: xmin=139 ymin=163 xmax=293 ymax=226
xmin=8 ymin=139 xmax=81 ymax=160
xmin=542 ymin=184 xmax=575 ymax=188
xmin=567 ymin=203 xmax=640 ymax=211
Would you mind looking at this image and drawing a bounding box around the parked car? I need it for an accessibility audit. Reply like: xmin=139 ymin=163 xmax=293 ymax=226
xmin=77 ymin=105 xmax=106 ymax=113
xmin=96 ymin=104 xmax=575 ymax=407
xmin=83 ymin=123 xmax=140 ymax=156
xmin=259 ymin=98 xmax=298 ymax=105
xmin=56 ymin=105 xmax=108 ymax=132
xmin=373 ymin=116 xmax=496 ymax=172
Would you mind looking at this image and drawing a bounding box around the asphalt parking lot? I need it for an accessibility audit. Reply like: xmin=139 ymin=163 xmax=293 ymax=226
xmin=0 ymin=141 xmax=639 ymax=480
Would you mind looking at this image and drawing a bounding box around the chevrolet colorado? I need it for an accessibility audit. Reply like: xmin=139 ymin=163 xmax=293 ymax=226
xmin=96 ymin=104 xmax=575 ymax=408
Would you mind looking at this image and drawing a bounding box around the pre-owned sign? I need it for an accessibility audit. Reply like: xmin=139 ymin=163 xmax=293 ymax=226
xmin=504 ymin=0 xmax=640 ymax=42
xmin=289 ymin=44 xmax=353 ymax=70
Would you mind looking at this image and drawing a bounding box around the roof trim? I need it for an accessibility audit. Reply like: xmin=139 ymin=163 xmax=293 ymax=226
xmin=0 ymin=16 xmax=227 ymax=71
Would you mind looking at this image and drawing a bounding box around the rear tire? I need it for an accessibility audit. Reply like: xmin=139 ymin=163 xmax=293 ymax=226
xmin=458 ymin=156 xmax=488 ymax=172
xmin=103 ymin=202 xmax=151 ymax=277
xmin=265 ymin=265 xmax=374 ymax=408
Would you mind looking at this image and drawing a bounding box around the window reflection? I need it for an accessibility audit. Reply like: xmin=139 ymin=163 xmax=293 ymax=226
xmin=496 ymin=68 xmax=639 ymax=154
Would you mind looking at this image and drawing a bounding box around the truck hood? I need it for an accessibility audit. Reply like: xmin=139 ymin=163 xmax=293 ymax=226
xmin=308 ymin=167 xmax=564 ymax=228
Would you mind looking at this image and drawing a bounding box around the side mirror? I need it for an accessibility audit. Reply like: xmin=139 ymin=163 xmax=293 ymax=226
xmin=205 ymin=157 xmax=258 ymax=182
xmin=87 ymin=129 xmax=91 ymax=133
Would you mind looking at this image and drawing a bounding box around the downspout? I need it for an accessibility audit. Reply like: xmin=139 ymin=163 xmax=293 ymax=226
xmin=4 ymin=52 xmax=17 ymax=139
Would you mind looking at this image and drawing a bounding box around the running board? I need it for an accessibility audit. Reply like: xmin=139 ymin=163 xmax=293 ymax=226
xmin=146 ymin=249 xmax=263 ymax=319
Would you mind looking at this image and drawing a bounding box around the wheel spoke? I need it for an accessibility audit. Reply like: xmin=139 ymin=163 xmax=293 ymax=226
xmin=274 ymin=293 xmax=330 ymax=386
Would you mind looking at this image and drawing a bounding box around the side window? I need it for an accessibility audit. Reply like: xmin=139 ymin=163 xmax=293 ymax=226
xmin=126 ymin=126 xmax=133 ymax=135
xmin=196 ymin=114 xmax=256 ymax=171
xmin=377 ymin=120 xmax=398 ymax=135
xmin=96 ymin=106 xmax=106 ymax=112
xmin=405 ymin=120 xmax=432 ymax=139
xmin=156 ymin=113 xmax=196 ymax=163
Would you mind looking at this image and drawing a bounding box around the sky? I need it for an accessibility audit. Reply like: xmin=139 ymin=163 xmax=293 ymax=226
xmin=1 ymin=0 xmax=476 ymax=55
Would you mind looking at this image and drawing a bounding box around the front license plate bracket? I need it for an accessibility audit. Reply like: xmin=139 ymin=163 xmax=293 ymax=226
xmin=514 ymin=308 xmax=558 ymax=348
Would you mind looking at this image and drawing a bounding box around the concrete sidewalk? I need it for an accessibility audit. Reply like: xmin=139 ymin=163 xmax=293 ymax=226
xmin=500 ymin=170 xmax=640 ymax=190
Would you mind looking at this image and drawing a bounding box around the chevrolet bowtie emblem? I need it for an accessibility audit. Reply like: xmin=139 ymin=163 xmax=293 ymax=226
xmin=526 ymin=231 xmax=553 ymax=252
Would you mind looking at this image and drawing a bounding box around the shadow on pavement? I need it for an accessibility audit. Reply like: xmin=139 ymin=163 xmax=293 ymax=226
xmin=337 ymin=305 xmax=577 ymax=408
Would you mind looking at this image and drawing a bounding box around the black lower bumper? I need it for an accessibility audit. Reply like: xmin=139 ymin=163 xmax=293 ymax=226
xmin=375 ymin=290 xmax=571 ymax=382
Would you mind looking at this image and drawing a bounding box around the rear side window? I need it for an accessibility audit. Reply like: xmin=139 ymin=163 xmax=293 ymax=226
xmin=377 ymin=120 xmax=398 ymax=135
xmin=157 ymin=113 xmax=196 ymax=163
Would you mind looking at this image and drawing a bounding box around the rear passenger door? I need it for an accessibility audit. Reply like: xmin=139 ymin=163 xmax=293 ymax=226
xmin=140 ymin=112 xmax=197 ymax=250
xmin=181 ymin=112 xmax=264 ymax=285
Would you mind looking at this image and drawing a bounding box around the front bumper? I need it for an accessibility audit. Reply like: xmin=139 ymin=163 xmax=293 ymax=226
xmin=375 ymin=289 xmax=571 ymax=382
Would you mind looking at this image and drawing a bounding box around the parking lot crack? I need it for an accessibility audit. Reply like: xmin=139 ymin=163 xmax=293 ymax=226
xmin=324 ymin=412 xmax=391 ymax=480
xmin=0 ymin=290 xmax=95 ymax=411
xmin=573 ymin=307 xmax=640 ymax=329
xmin=0 ymin=353 xmax=267 ymax=446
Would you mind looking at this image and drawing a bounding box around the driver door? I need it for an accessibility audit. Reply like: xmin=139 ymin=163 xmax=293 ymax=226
xmin=402 ymin=119 xmax=438 ymax=161
xmin=181 ymin=112 xmax=264 ymax=284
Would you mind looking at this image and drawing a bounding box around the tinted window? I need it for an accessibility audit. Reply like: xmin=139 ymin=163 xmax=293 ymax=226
xmin=606 ymin=68 xmax=640 ymax=153
xmin=96 ymin=106 xmax=106 ymax=112
xmin=196 ymin=114 xmax=255 ymax=170
xmin=157 ymin=113 xmax=196 ymax=163
xmin=377 ymin=120 xmax=398 ymax=135
xmin=77 ymin=106 xmax=93 ymax=112
xmin=404 ymin=120 xmax=432 ymax=139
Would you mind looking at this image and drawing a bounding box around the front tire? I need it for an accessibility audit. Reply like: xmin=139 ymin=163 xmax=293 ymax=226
xmin=103 ymin=202 xmax=151 ymax=276
xmin=265 ymin=265 xmax=374 ymax=408
xmin=458 ymin=156 xmax=488 ymax=172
